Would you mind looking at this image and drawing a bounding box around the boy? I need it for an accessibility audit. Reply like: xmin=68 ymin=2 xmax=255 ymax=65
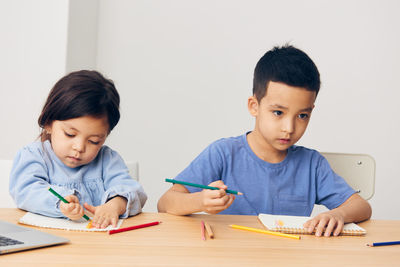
xmin=158 ymin=45 xmax=371 ymax=237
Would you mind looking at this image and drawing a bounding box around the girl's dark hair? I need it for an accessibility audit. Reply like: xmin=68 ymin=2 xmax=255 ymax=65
xmin=38 ymin=70 xmax=120 ymax=141
xmin=253 ymin=44 xmax=321 ymax=102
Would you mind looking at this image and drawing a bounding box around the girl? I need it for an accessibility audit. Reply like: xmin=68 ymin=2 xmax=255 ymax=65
xmin=9 ymin=70 xmax=147 ymax=229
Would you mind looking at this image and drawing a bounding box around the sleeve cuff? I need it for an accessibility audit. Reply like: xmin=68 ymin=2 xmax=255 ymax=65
xmin=102 ymin=185 xmax=147 ymax=218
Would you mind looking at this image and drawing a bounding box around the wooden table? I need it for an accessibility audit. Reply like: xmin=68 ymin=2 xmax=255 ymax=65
xmin=0 ymin=209 xmax=399 ymax=266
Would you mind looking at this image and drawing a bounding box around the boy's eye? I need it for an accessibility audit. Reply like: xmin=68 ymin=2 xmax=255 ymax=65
xmin=64 ymin=132 xmax=75 ymax=137
xmin=273 ymin=110 xmax=283 ymax=116
xmin=298 ymin=113 xmax=309 ymax=119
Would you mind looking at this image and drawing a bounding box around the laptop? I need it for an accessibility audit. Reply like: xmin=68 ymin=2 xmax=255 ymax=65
xmin=0 ymin=220 xmax=69 ymax=255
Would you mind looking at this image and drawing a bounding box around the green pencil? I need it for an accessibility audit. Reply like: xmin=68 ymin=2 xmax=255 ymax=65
xmin=165 ymin=178 xmax=243 ymax=195
xmin=48 ymin=187 xmax=91 ymax=221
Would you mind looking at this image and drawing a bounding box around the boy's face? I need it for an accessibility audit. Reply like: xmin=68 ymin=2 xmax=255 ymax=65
xmin=45 ymin=115 xmax=109 ymax=168
xmin=248 ymin=81 xmax=316 ymax=158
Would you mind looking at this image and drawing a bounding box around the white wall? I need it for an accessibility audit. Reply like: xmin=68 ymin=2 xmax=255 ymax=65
xmin=96 ymin=0 xmax=400 ymax=219
xmin=0 ymin=0 xmax=69 ymax=158
xmin=1 ymin=0 xmax=399 ymax=219
xmin=66 ymin=0 xmax=99 ymax=72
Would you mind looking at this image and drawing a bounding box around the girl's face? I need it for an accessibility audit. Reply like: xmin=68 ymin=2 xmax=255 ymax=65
xmin=45 ymin=115 xmax=109 ymax=168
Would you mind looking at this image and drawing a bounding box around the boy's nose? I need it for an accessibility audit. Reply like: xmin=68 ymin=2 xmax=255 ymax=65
xmin=282 ymin=118 xmax=295 ymax=134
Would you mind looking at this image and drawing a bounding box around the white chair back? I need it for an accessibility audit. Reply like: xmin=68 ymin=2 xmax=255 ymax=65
xmin=0 ymin=159 xmax=16 ymax=208
xmin=125 ymin=161 xmax=139 ymax=181
xmin=321 ymin=152 xmax=375 ymax=200
xmin=311 ymin=152 xmax=375 ymax=216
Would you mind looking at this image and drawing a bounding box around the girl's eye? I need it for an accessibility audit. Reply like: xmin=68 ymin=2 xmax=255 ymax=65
xmin=89 ymin=140 xmax=100 ymax=145
xmin=298 ymin=113 xmax=309 ymax=119
xmin=64 ymin=132 xmax=75 ymax=137
xmin=273 ymin=110 xmax=283 ymax=116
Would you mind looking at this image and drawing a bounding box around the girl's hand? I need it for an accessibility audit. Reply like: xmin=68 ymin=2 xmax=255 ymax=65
xmin=59 ymin=195 xmax=84 ymax=221
xmin=303 ymin=210 xmax=345 ymax=237
xmin=199 ymin=180 xmax=235 ymax=214
xmin=84 ymin=196 xmax=127 ymax=229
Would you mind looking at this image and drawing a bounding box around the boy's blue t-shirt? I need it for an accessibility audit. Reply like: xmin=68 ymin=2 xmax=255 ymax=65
xmin=175 ymin=132 xmax=355 ymax=216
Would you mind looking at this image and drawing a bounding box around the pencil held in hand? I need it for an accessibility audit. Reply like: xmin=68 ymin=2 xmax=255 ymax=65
xmin=48 ymin=187 xmax=91 ymax=222
xmin=165 ymin=179 xmax=243 ymax=195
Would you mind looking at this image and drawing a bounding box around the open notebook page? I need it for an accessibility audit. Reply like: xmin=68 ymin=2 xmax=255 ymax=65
xmin=258 ymin=213 xmax=366 ymax=235
xmin=19 ymin=212 xmax=123 ymax=232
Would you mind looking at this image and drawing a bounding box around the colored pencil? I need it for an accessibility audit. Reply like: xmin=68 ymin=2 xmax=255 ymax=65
xmin=165 ymin=178 xmax=243 ymax=195
xmin=109 ymin=221 xmax=161 ymax=235
xmin=367 ymin=241 xmax=400 ymax=247
xmin=48 ymin=187 xmax=91 ymax=221
xmin=230 ymin=224 xmax=301 ymax=240
xmin=204 ymin=221 xmax=214 ymax=239
xmin=200 ymin=220 xmax=206 ymax=240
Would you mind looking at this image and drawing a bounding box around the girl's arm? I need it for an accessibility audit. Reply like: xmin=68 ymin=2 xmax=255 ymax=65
xmin=9 ymin=145 xmax=77 ymax=218
xmin=84 ymin=196 xmax=128 ymax=228
xmin=100 ymin=147 xmax=147 ymax=218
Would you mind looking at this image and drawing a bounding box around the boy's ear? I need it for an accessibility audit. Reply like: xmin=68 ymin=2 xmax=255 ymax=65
xmin=248 ymin=96 xmax=259 ymax=117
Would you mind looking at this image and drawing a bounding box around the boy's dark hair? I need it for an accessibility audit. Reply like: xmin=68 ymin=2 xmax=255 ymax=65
xmin=252 ymin=45 xmax=320 ymax=102
xmin=38 ymin=70 xmax=120 ymax=141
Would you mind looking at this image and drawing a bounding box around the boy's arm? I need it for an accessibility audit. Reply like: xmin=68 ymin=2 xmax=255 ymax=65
xmin=334 ymin=193 xmax=372 ymax=223
xmin=157 ymin=184 xmax=203 ymax=215
xmin=305 ymin=193 xmax=372 ymax=237
xmin=157 ymin=182 xmax=235 ymax=215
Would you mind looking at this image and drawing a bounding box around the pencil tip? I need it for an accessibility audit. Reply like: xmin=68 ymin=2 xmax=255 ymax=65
xmin=238 ymin=192 xmax=243 ymax=195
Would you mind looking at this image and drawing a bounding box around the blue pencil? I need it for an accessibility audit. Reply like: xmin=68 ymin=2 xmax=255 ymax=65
xmin=367 ymin=241 xmax=400 ymax=247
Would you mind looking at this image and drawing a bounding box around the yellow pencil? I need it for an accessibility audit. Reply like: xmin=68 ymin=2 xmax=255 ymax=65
xmin=230 ymin=224 xmax=301 ymax=240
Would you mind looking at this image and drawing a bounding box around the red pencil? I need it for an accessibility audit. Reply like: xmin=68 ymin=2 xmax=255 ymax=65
xmin=200 ymin=220 xmax=206 ymax=240
xmin=109 ymin=221 xmax=161 ymax=235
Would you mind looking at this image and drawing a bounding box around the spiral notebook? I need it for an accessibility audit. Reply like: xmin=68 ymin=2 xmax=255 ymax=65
xmin=258 ymin=213 xmax=366 ymax=236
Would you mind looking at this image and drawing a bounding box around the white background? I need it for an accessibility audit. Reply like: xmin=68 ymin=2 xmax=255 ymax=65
xmin=1 ymin=0 xmax=399 ymax=219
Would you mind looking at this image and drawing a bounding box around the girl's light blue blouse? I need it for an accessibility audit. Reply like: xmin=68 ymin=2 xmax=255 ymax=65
xmin=9 ymin=140 xmax=147 ymax=218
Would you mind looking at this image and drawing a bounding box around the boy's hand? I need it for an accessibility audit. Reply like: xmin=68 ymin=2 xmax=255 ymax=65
xmin=303 ymin=210 xmax=345 ymax=237
xmin=59 ymin=195 xmax=84 ymax=221
xmin=84 ymin=196 xmax=127 ymax=229
xmin=199 ymin=180 xmax=235 ymax=214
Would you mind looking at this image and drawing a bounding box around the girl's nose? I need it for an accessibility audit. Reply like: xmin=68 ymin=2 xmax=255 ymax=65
xmin=72 ymin=140 xmax=85 ymax=153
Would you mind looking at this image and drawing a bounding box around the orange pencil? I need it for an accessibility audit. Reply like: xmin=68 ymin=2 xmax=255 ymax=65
xmin=204 ymin=221 xmax=214 ymax=239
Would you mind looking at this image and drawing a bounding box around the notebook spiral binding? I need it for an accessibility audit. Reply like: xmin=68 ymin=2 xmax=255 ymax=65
xmin=270 ymin=226 xmax=366 ymax=236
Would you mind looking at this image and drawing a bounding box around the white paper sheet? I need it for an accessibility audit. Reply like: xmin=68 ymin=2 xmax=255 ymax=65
xmin=19 ymin=212 xmax=123 ymax=232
